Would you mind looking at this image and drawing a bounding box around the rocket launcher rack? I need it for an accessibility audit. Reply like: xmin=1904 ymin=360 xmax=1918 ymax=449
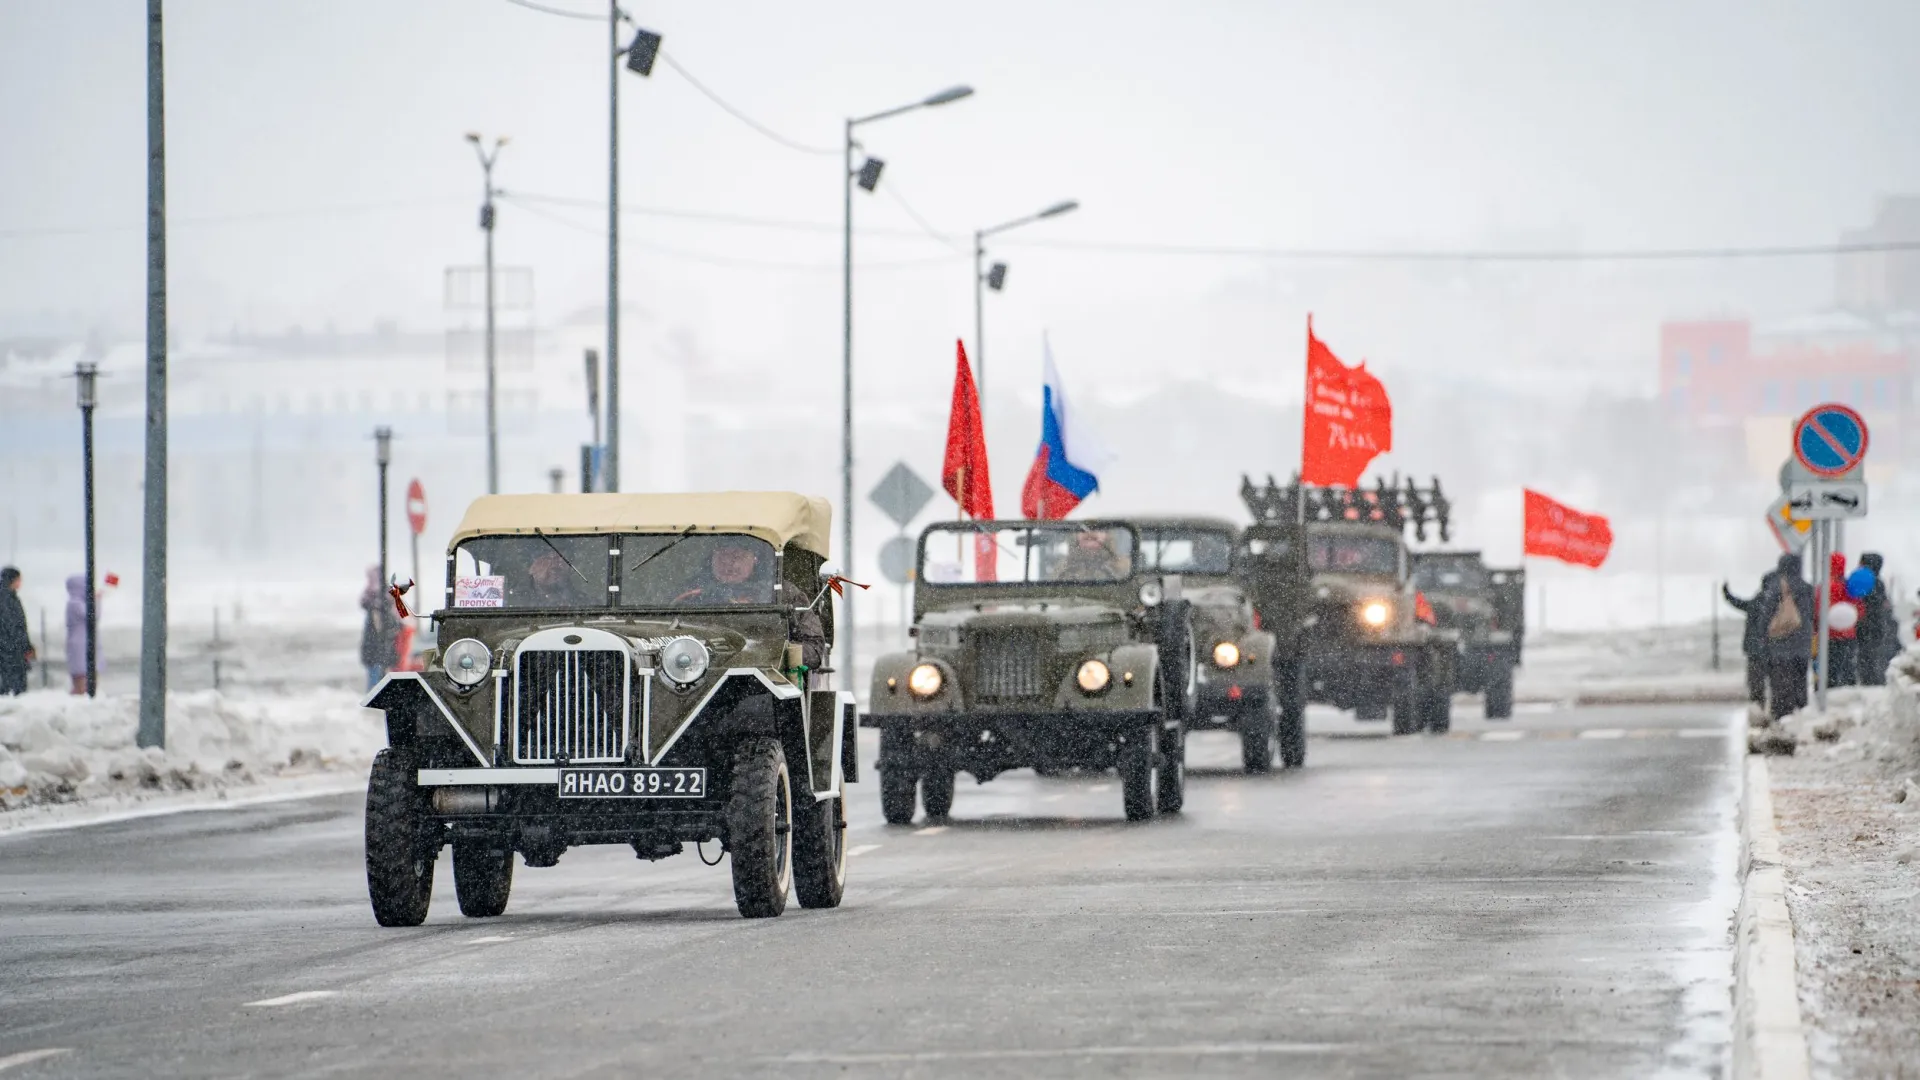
xmin=1240 ymin=473 xmax=1452 ymax=543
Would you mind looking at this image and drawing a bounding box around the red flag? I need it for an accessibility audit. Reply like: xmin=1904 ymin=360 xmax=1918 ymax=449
xmin=1301 ymin=318 xmax=1392 ymax=487
xmin=942 ymin=340 xmax=994 ymax=519
xmin=1523 ymin=489 xmax=1612 ymax=568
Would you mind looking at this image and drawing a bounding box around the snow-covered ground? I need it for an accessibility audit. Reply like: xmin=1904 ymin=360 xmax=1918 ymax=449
xmin=1765 ymin=648 xmax=1920 ymax=1078
xmin=1514 ymin=621 xmax=1748 ymax=704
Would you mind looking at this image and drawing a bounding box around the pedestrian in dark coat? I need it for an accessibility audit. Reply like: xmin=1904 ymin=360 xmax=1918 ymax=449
xmin=1855 ymin=552 xmax=1898 ymax=686
xmin=1758 ymin=553 xmax=1815 ymax=719
xmin=1722 ymin=580 xmax=1768 ymax=705
xmin=0 ymin=567 xmax=34 ymax=695
xmin=359 ymin=566 xmax=398 ymax=690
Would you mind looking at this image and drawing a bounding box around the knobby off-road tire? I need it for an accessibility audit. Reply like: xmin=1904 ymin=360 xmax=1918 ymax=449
xmin=877 ymin=727 xmax=919 ymax=825
xmin=920 ymin=770 xmax=956 ymax=819
xmin=727 ymin=737 xmax=793 ymax=919
xmin=792 ymin=775 xmax=847 ymax=910
xmin=1240 ymin=695 xmax=1276 ymax=774
xmin=1120 ymin=726 xmax=1158 ymax=822
xmin=365 ymin=748 xmax=437 ymax=927
xmin=452 ymin=841 xmax=514 ymax=918
xmin=1390 ymin=672 xmax=1424 ymax=736
xmin=1484 ymin=668 xmax=1515 ymax=720
xmin=1156 ymin=723 xmax=1186 ymax=814
xmin=1423 ymin=682 xmax=1453 ymax=734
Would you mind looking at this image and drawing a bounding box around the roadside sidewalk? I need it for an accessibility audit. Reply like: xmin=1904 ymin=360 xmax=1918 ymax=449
xmin=1761 ymin=650 xmax=1920 ymax=1077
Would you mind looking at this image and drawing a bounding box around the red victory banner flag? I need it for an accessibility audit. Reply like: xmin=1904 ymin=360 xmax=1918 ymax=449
xmin=1523 ymin=489 xmax=1612 ymax=568
xmin=941 ymin=340 xmax=996 ymax=580
xmin=1301 ymin=317 xmax=1393 ymax=486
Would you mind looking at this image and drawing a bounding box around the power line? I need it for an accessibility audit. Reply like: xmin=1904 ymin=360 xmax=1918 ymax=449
xmin=656 ymin=53 xmax=838 ymax=156
xmin=500 ymin=0 xmax=602 ymax=20
xmin=0 ymin=197 xmax=470 ymax=240
xmin=883 ymin=184 xmax=968 ymax=253
xmin=995 ymin=236 xmax=1920 ymax=263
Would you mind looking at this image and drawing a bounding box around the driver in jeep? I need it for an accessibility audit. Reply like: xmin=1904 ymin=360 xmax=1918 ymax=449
xmin=674 ymin=539 xmax=774 ymax=605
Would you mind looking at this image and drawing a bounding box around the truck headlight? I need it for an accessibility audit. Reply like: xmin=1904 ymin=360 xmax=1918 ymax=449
xmin=1138 ymin=580 xmax=1164 ymax=607
xmin=907 ymin=663 xmax=944 ymax=698
xmin=442 ymin=638 xmax=490 ymax=687
xmin=1076 ymin=659 xmax=1112 ymax=694
xmin=1360 ymin=601 xmax=1391 ymax=628
xmin=1212 ymin=641 xmax=1241 ymax=668
xmin=660 ymin=637 xmax=711 ymax=686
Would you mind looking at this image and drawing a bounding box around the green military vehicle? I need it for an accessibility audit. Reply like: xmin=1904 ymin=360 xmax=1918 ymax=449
xmin=1135 ymin=517 xmax=1301 ymax=772
xmin=1241 ymin=476 xmax=1458 ymax=735
xmin=360 ymin=492 xmax=856 ymax=924
xmin=1410 ymin=552 xmax=1525 ymax=719
xmin=867 ymin=520 xmax=1194 ymax=823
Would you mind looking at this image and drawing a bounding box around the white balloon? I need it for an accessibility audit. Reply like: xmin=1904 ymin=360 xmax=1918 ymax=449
xmin=1827 ymin=603 xmax=1859 ymax=632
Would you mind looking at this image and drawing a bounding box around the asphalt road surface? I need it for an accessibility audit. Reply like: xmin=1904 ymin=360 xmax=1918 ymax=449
xmin=1 ymin=700 xmax=1741 ymax=1079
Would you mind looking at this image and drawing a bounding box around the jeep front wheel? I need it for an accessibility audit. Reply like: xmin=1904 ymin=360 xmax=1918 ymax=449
xmin=1240 ymin=695 xmax=1276 ymax=774
xmin=452 ymin=840 xmax=514 ymax=918
xmin=792 ymin=775 xmax=846 ymax=909
xmin=920 ymin=769 xmax=956 ymax=819
xmin=365 ymin=749 xmax=437 ymax=927
xmin=1485 ymin=668 xmax=1515 ymax=720
xmin=1120 ymin=725 xmax=1157 ymax=822
xmin=877 ymin=727 xmax=918 ymax=826
xmin=727 ymin=737 xmax=793 ymax=919
xmin=1156 ymin=723 xmax=1186 ymax=814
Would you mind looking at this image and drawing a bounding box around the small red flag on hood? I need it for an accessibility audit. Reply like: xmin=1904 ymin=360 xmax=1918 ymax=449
xmin=942 ymin=340 xmax=994 ymax=520
xmin=1523 ymin=490 xmax=1612 ymax=568
xmin=1301 ymin=317 xmax=1393 ymax=487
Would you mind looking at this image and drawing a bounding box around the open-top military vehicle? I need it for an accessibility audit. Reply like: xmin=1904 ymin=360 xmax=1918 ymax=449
xmin=1241 ymin=476 xmax=1458 ymax=735
xmin=361 ymin=492 xmax=856 ymax=924
xmin=866 ymin=520 xmax=1193 ymax=823
xmin=1411 ymin=552 xmax=1526 ymax=719
xmin=1135 ymin=517 xmax=1296 ymax=772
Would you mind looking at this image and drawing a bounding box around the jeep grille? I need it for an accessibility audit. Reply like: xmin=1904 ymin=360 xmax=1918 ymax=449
xmin=969 ymin=628 xmax=1051 ymax=702
xmin=513 ymin=649 xmax=630 ymax=764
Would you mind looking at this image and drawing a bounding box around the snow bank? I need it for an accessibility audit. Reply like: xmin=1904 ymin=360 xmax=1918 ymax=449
xmin=0 ymin=688 xmax=386 ymax=814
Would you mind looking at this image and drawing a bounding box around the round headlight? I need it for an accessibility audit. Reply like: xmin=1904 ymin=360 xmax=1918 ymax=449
xmin=1076 ymin=659 xmax=1112 ymax=694
xmin=659 ymin=637 xmax=711 ymax=686
xmin=1139 ymin=580 xmax=1164 ymax=607
xmin=1212 ymin=641 xmax=1241 ymax=668
xmin=442 ymin=638 xmax=491 ymax=687
xmin=907 ymin=662 xmax=944 ymax=698
xmin=1360 ymin=601 xmax=1391 ymax=628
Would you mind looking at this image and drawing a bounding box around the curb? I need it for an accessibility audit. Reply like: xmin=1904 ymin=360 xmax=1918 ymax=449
xmin=0 ymin=772 xmax=367 ymax=839
xmin=1733 ymin=754 xmax=1812 ymax=1080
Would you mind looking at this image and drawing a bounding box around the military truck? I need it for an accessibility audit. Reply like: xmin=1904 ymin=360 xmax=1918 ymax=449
xmin=1411 ymin=552 xmax=1526 ymax=719
xmin=866 ymin=520 xmax=1193 ymax=823
xmin=1135 ymin=517 xmax=1297 ymax=772
xmin=360 ymin=492 xmax=856 ymax=924
xmin=1241 ymin=476 xmax=1458 ymax=735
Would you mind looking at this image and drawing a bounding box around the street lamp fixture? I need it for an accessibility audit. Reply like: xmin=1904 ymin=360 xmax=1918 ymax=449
xmin=840 ymin=81 xmax=973 ymax=695
xmin=973 ymin=197 xmax=1080 ymax=405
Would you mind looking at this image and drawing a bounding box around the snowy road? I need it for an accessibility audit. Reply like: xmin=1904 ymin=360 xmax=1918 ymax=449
xmin=0 ymin=702 xmax=1740 ymax=1078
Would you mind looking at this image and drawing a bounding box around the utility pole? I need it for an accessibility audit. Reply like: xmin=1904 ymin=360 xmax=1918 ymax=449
xmin=465 ymin=133 xmax=507 ymax=494
xmin=605 ymin=1 xmax=621 ymax=493
xmin=76 ymin=363 xmax=99 ymax=698
xmin=375 ymin=428 xmax=392 ymax=600
xmin=584 ymin=348 xmax=602 ymax=492
xmin=972 ymin=200 xmax=1076 ymax=419
xmin=138 ymin=0 xmax=168 ymax=749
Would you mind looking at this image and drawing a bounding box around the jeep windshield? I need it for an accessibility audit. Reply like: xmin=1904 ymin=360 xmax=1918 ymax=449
xmin=1306 ymin=534 xmax=1401 ymax=576
xmin=450 ymin=533 xmax=778 ymax=609
xmin=1138 ymin=528 xmax=1233 ymax=575
xmin=920 ymin=523 xmax=1136 ymax=585
xmin=1413 ymin=557 xmax=1489 ymax=591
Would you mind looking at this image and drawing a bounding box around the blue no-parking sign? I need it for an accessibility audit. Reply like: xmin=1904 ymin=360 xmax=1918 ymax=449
xmin=1792 ymin=404 xmax=1869 ymax=478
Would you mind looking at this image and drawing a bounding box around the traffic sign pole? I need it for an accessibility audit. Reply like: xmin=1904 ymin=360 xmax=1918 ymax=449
xmin=1814 ymin=520 xmax=1830 ymax=712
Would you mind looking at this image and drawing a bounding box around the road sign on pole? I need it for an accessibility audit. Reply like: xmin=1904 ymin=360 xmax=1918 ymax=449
xmin=1792 ymin=403 xmax=1869 ymax=478
xmin=405 ymin=479 xmax=428 ymax=536
xmin=1786 ymin=479 xmax=1869 ymax=520
xmin=869 ymin=461 xmax=935 ymax=531
xmin=878 ymin=535 xmax=917 ymax=585
xmin=1764 ymin=493 xmax=1813 ymax=555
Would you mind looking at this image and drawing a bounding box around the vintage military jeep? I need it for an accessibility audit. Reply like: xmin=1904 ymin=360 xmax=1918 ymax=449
xmin=1135 ymin=517 xmax=1294 ymax=772
xmin=1242 ymin=476 xmax=1458 ymax=735
xmin=866 ymin=520 xmax=1192 ymax=823
xmin=1411 ymin=552 xmax=1526 ymax=719
xmin=360 ymin=492 xmax=856 ymax=924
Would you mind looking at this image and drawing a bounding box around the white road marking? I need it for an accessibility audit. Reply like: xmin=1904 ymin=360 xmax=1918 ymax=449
xmin=914 ymin=826 xmax=948 ymax=837
xmin=1579 ymin=728 xmax=1627 ymax=740
xmin=775 ymin=1042 xmax=1346 ymax=1065
xmin=1087 ymin=784 xmax=1112 ymax=793
xmin=467 ymin=935 xmax=514 ymax=944
xmin=0 ymin=1050 xmax=72 ymax=1073
xmin=1679 ymin=728 xmax=1727 ymax=738
xmin=243 ymin=991 xmax=339 ymax=1007
xmin=1479 ymin=731 xmax=1527 ymax=742
xmin=848 ymin=844 xmax=881 ymax=856
xmin=1042 ymin=794 xmax=1065 ymax=802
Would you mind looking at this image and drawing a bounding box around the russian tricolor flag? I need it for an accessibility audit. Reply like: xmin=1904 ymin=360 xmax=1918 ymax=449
xmin=1020 ymin=338 xmax=1110 ymax=519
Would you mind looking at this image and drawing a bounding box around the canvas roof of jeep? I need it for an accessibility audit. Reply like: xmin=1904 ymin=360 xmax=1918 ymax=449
xmin=449 ymin=491 xmax=833 ymax=557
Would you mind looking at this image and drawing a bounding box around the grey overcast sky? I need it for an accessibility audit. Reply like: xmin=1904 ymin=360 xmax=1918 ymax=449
xmin=3 ymin=0 xmax=1917 ymax=406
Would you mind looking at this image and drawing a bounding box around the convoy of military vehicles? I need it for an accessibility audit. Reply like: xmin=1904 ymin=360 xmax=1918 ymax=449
xmin=359 ymin=476 xmax=1526 ymax=922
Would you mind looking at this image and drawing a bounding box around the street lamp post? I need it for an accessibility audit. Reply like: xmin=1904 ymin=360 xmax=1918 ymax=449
xmin=465 ymin=133 xmax=506 ymax=495
xmin=841 ymin=83 xmax=972 ymax=687
xmin=607 ymin=12 xmax=662 ymax=494
xmin=973 ymin=200 xmax=1078 ymax=408
xmin=76 ymin=362 xmax=99 ymax=698
xmin=375 ymin=427 xmax=393 ymax=602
